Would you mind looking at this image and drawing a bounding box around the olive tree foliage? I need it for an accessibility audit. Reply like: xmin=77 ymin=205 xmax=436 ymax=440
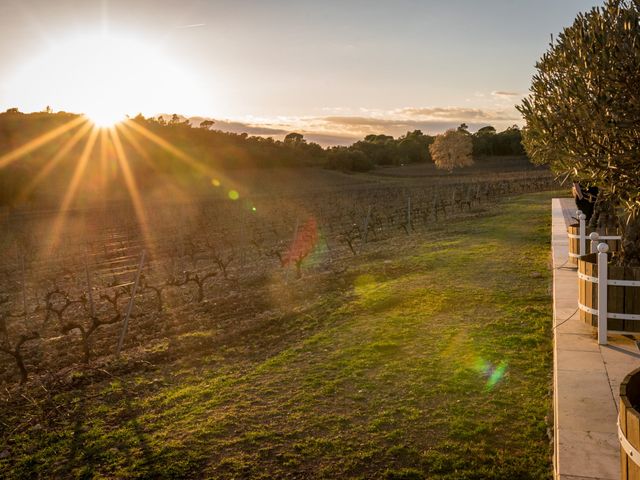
xmin=517 ymin=0 xmax=640 ymax=265
xmin=428 ymin=129 xmax=474 ymax=171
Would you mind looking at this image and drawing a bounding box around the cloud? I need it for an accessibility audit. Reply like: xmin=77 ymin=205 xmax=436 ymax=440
xmin=491 ymin=90 xmax=522 ymax=98
xmin=187 ymin=116 xmax=356 ymax=146
xmin=189 ymin=116 xmax=288 ymax=136
xmin=175 ymin=23 xmax=206 ymax=29
xmin=394 ymin=107 xmax=520 ymax=122
xmin=298 ymin=132 xmax=357 ymax=146
xmin=319 ymin=104 xmax=522 ymax=136
xmin=180 ymin=104 xmax=524 ymax=147
xmin=318 ymin=116 xmax=507 ymax=137
xmin=323 ymin=116 xmax=411 ymax=127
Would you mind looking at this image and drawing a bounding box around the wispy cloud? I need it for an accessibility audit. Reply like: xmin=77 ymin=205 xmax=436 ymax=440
xmin=297 ymin=132 xmax=357 ymax=146
xmin=175 ymin=23 xmax=206 ymax=29
xmin=185 ymin=102 xmax=523 ymax=146
xmin=491 ymin=90 xmax=522 ymax=98
xmin=395 ymin=106 xmax=519 ymax=121
xmin=323 ymin=116 xmax=411 ymax=127
xmin=317 ymin=116 xmax=510 ymax=138
xmin=190 ymin=117 xmax=287 ymax=135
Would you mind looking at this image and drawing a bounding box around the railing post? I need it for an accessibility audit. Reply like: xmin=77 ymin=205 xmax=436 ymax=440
xmin=597 ymin=242 xmax=609 ymax=346
xmin=589 ymin=232 xmax=600 ymax=255
xmin=579 ymin=213 xmax=587 ymax=257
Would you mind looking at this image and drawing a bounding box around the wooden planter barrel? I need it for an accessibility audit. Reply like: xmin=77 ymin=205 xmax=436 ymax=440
xmin=619 ymin=367 xmax=640 ymax=479
xmin=567 ymin=224 xmax=621 ymax=266
xmin=578 ymin=254 xmax=640 ymax=333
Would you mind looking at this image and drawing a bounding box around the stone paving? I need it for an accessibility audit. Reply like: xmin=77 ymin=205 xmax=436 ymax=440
xmin=552 ymin=198 xmax=640 ymax=480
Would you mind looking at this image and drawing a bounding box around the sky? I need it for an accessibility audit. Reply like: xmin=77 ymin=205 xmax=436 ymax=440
xmin=0 ymin=0 xmax=603 ymax=145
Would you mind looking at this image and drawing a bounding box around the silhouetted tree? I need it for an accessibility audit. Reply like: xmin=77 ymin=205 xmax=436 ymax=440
xmin=284 ymin=132 xmax=305 ymax=144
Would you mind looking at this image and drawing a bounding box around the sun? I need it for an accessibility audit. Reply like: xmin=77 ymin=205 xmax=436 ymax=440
xmin=6 ymin=31 xmax=209 ymax=122
xmin=84 ymin=109 xmax=125 ymax=128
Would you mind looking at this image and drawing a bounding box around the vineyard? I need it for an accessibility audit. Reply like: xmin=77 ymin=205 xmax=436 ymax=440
xmin=0 ymin=169 xmax=556 ymax=386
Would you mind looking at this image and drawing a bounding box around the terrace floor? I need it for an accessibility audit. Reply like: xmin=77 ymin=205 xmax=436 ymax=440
xmin=552 ymin=197 xmax=640 ymax=480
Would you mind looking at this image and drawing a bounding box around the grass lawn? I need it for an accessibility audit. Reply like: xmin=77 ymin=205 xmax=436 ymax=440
xmin=1 ymin=191 xmax=556 ymax=479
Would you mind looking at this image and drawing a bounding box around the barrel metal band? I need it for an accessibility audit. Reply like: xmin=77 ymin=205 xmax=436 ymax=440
xmin=578 ymin=303 xmax=640 ymax=321
xmin=579 ymin=303 xmax=598 ymax=316
xmin=577 ymin=272 xmax=640 ymax=287
xmin=609 ymin=279 xmax=640 ymax=287
xmin=619 ymin=422 xmax=640 ymax=467
xmin=578 ymin=272 xmax=597 ymax=283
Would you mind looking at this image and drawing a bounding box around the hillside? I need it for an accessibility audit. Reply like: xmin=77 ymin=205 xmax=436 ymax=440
xmin=0 ymin=191 xmax=555 ymax=479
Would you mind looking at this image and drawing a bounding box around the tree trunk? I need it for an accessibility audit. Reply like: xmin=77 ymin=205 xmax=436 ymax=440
xmin=621 ymin=211 xmax=640 ymax=267
xmin=588 ymin=197 xmax=617 ymax=230
xmin=14 ymin=351 xmax=28 ymax=384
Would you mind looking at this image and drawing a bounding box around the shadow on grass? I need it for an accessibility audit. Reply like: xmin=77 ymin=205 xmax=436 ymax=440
xmin=59 ymin=380 xmax=166 ymax=479
xmin=60 ymin=386 xmax=88 ymax=478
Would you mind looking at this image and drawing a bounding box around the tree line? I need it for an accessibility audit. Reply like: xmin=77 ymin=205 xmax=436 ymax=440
xmin=0 ymin=109 xmax=527 ymax=206
xmin=123 ymin=114 xmax=527 ymax=171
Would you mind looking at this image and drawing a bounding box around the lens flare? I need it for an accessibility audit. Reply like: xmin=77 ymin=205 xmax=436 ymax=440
xmin=284 ymin=218 xmax=318 ymax=266
xmin=486 ymin=361 xmax=508 ymax=389
xmin=473 ymin=357 xmax=508 ymax=390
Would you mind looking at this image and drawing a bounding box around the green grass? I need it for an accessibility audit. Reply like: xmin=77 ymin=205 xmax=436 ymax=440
xmin=0 ymin=191 xmax=557 ymax=479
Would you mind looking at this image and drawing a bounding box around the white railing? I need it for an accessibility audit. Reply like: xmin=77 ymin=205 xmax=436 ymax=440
xmin=567 ymin=209 xmax=621 ymax=258
xmin=578 ymin=243 xmax=640 ymax=345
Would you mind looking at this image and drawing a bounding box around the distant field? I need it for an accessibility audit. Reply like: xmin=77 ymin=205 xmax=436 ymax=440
xmin=0 ymin=191 xmax=556 ymax=479
xmin=206 ymin=158 xmax=551 ymax=201
xmin=0 ymin=157 xmax=549 ymax=208
xmin=371 ymin=156 xmax=546 ymax=178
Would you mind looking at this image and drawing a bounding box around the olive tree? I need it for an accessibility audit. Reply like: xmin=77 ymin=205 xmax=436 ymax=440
xmin=428 ymin=129 xmax=473 ymax=171
xmin=518 ymin=0 xmax=640 ymax=266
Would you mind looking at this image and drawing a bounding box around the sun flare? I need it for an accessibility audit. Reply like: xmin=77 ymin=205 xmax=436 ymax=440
xmin=6 ymin=31 xmax=209 ymax=121
xmin=84 ymin=110 xmax=125 ymax=128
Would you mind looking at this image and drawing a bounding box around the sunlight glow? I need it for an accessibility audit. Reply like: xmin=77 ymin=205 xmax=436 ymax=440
xmin=48 ymin=126 xmax=99 ymax=251
xmin=109 ymin=127 xmax=155 ymax=254
xmin=0 ymin=98 xmax=236 ymax=263
xmin=0 ymin=116 xmax=86 ymax=169
xmin=7 ymin=32 xmax=208 ymax=121
xmin=17 ymin=121 xmax=94 ymax=202
xmin=84 ymin=112 xmax=125 ymax=129
xmin=121 ymin=119 xmax=238 ymax=191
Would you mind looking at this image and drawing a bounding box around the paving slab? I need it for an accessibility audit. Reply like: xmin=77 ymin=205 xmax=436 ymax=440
xmin=552 ymin=197 xmax=640 ymax=480
xmin=555 ymin=370 xmax=618 ymax=434
xmin=556 ymin=331 xmax=600 ymax=351
xmin=556 ymin=349 xmax=608 ymax=373
xmin=556 ymin=428 xmax=619 ymax=480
